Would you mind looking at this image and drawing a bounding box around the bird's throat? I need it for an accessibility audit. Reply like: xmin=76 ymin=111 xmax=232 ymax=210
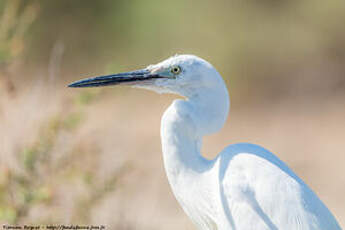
xmin=160 ymin=85 xmax=229 ymax=180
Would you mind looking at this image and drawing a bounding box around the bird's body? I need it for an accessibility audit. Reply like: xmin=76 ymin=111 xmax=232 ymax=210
xmin=161 ymin=83 xmax=340 ymax=230
xmin=69 ymin=55 xmax=341 ymax=230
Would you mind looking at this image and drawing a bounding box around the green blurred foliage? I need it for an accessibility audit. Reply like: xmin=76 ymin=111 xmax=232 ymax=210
xmin=0 ymin=90 xmax=128 ymax=224
xmin=0 ymin=0 xmax=38 ymax=62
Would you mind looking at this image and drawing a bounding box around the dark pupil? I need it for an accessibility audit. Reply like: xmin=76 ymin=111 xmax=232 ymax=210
xmin=174 ymin=68 xmax=178 ymax=72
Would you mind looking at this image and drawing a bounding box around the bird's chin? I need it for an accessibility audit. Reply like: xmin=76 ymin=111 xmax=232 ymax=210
xmin=133 ymin=84 xmax=175 ymax=95
xmin=132 ymin=78 xmax=177 ymax=94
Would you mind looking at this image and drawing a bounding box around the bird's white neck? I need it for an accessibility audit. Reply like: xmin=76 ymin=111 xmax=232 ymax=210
xmin=160 ymin=82 xmax=229 ymax=181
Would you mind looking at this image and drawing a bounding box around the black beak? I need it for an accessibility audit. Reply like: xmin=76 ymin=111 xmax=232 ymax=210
xmin=68 ymin=69 xmax=164 ymax=88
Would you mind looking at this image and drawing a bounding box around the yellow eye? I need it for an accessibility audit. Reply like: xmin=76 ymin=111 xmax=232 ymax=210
xmin=171 ymin=66 xmax=181 ymax=75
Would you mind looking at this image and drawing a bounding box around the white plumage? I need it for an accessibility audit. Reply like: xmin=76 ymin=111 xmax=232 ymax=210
xmin=69 ymin=54 xmax=341 ymax=230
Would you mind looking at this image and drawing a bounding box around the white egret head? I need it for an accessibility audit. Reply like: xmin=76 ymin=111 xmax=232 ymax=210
xmin=69 ymin=54 xmax=226 ymax=98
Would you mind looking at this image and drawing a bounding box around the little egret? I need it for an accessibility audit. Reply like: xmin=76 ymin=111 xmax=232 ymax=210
xmin=69 ymin=55 xmax=341 ymax=230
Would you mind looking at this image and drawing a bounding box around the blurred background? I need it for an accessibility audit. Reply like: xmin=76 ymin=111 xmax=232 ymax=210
xmin=0 ymin=0 xmax=344 ymax=229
